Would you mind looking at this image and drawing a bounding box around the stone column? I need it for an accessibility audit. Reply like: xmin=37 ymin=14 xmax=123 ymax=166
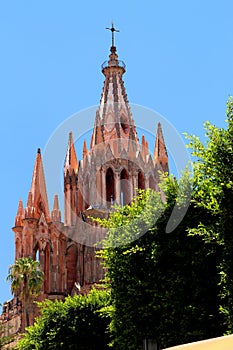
xmin=64 ymin=184 xmax=71 ymax=226
xmin=96 ymin=168 xmax=102 ymax=207
xmin=40 ymin=251 xmax=45 ymax=293
xmin=115 ymin=170 xmax=121 ymax=205
xmin=101 ymin=168 xmax=106 ymax=207
xmin=132 ymin=170 xmax=138 ymax=198
xmin=145 ymin=174 xmax=149 ymax=190
xmin=71 ymin=178 xmax=77 ymax=226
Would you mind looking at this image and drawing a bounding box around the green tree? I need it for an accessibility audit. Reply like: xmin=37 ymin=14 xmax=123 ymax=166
xmin=99 ymin=182 xmax=222 ymax=349
xmin=186 ymin=97 xmax=233 ymax=332
xmin=7 ymin=257 xmax=44 ymax=329
xmin=17 ymin=288 xmax=111 ymax=350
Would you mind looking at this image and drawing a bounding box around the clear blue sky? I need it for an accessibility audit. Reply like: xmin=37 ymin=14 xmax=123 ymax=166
xmin=0 ymin=0 xmax=232 ymax=305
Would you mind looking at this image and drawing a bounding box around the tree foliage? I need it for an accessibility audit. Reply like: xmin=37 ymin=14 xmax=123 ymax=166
xmin=186 ymin=97 xmax=233 ymax=332
xmin=16 ymin=288 xmax=111 ymax=350
xmin=11 ymin=98 xmax=233 ymax=349
xmin=99 ymin=180 xmax=222 ymax=349
xmin=7 ymin=257 xmax=44 ymax=329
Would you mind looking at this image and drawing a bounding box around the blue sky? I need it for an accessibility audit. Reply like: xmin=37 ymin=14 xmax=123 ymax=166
xmin=0 ymin=0 xmax=233 ymax=305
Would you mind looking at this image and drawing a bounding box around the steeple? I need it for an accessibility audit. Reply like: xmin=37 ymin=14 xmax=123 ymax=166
xmin=154 ymin=122 xmax=169 ymax=172
xmin=29 ymin=148 xmax=50 ymax=221
xmin=90 ymin=24 xmax=139 ymax=156
xmin=64 ymin=132 xmax=78 ymax=175
xmin=15 ymin=199 xmax=24 ymax=227
xmin=82 ymin=139 xmax=88 ymax=159
xmin=51 ymin=194 xmax=61 ymax=222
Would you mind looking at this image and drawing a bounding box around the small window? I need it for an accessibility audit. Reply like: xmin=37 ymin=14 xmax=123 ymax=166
xmin=120 ymin=115 xmax=129 ymax=133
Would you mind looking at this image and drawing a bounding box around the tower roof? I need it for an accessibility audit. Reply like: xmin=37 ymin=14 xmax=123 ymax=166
xmin=29 ymin=148 xmax=50 ymax=220
xmin=14 ymin=199 xmax=24 ymax=227
xmin=64 ymin=131 xmax=78 ymax=175
xmin=154 ymin=122 xmax=169 ymax=172
xmin=51 ymin=194 xmax=61 ymax=222
xmin=90 ymin=26 xmax=139 ymax=155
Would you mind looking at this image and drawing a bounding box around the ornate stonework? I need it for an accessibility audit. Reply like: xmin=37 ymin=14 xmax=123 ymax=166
xmin=1 ymin=42 xmax=168 ymax=333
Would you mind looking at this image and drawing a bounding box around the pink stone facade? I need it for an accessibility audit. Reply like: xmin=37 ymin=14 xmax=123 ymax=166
xmin=1 ymin=43 xmax=168 ymax=332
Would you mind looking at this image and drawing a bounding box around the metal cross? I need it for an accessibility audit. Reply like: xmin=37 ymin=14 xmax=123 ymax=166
xmin=106 ymin=22 xmax=120 ymax=47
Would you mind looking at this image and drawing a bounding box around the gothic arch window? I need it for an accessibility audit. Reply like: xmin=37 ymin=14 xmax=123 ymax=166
xmin=34 ymin=243 xmax=40 ymax=263
xmin=58 ymin=237 xmax=65 ymax=292
xmin=149 ymin=175 xmax=156 ymax=190
xmin=66 ymin=244 xmax=78 ymax=295
xmin=39 ymin=201 xmax=44 ymax=212
xmin=138 ymin=171 xmax=145 ymax=190
xmin=15 ymin=238 xmax=22 ymax=260
xmin=44 ymin=244 xmax=50 ymax=293
xmin=120 ymin=168 xmax=130 ymax=206
xmin=37 ymin=199 xmax=45 ymax=217
xmin=84 ymin=176 xmax=89 ymax=210
xmin=35 ymin=249 xmax=40 ymax=262
xmin=120 ymin=114 xmax=129 ymax=134
xmin=106 ymin=168 xmax=115 ymax=207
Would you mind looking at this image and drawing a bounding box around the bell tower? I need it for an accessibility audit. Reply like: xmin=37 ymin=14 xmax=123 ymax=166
xmin=4 ymin=26 xmax=170 ymax=332
xmin=77 ymin=24 xmax=168 ymax=211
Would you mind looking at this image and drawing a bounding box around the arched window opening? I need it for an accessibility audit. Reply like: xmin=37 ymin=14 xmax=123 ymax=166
xmin=120 ymin=115 xmax=129 ymax=134
xmin=36 ymin=249 xmax=40 ymax=262
xmin=120 ymin=169 xmax=130 ymax=206
xmin=149 ymin=175 xmax=156 ymax=190
xmin=84 ymin=176 xmax=89 ymax=210
xmin=38 ymin=201 xmax=44 ymax=213
xmin=34 ymin=243 xmax=40 ymax=263
xmin=15 ymin=239 xmax=21 ymax=260
xmin=66 ymin=245 xmax=78 ymax=295
xmin=44 ymin=244 xmax=50 ymax=293
xmin=106 ymin=168 xmax=115 ymax=207
xmin=138 ymin=171 xmax=145 ymax=190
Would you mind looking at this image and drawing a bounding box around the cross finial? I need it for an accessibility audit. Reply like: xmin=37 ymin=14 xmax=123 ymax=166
xmin=106 ymin=22 xmax=120 ymax=47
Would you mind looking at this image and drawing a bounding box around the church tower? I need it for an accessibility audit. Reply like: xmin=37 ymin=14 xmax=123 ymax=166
xmin=2 ymin=26 xmax=169 ymax=331
xmin=64 ymin=24 xmax=168 ymax=224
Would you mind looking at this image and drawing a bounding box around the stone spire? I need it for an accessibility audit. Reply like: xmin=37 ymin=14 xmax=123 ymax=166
xmin=83 ymin=139 xmax=88 ymax=159
xmin=64 ymin=132 xmax=78 ymax=175
xmin=141 ymin=135 xmax=146 ymax=161
xmin=15 ymin=199 xmax=24 ymax=227
xmin=29 ymin=148 xmax=50 ymax=221
xmin=51 ymin=194 xmax=61 ymax=222
xmin=154 ymin=123 xmax=169 ymax=172
xmin=90 ymin=33 xmax=139 ymax=156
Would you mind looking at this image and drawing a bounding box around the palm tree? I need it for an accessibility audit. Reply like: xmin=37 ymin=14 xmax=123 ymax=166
xmin=7 ymin=257 xmax=44 ymax=329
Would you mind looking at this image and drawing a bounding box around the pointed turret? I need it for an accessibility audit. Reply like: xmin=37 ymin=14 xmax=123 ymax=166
xmin=154 ymin=123 xmax=169 ymax=172
xmin=90 ymin=31 xmax=139 ymax=155
xmin=51 ymin=194 xmax=61 ymax=222
xmin=90 ymin=111 xmax=104 ymax=149
xmin=83 ymin=139 xmax=88 ymax=159
xmin=25 ymin=191 xmax=34 ymax=218
xmin=29 ymin=148 xmax=50 ymax=221
xmin=145 ymin=141 xmax=149 ymax=159
xmin=64 ymin=136 xmax=79 ymax=227
xmin=141 ymin=135 xmax=146 ymax=161
xmin=15 ymin=199 xmax=24 ymax=227
xmin=27 ymin=191 xmax=32 ymax=207
xmin=64 ymin=132 xmax=78 ymax=175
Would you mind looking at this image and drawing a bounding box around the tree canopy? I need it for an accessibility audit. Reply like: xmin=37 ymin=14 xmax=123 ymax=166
xmin=186 ymin=97 xmax=233 ymax=332
xmin=7 ymin=257 xmax=44 ymax=329
xmin=96 ymin=98 xmax=233 ymax=349
xmin=98 ymin=179 xmax=223 ymax=349
xmin=16 ymin=288 xmax=111 ymax=350
xmin=15 ymin=98 xmax=233 ymax=349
